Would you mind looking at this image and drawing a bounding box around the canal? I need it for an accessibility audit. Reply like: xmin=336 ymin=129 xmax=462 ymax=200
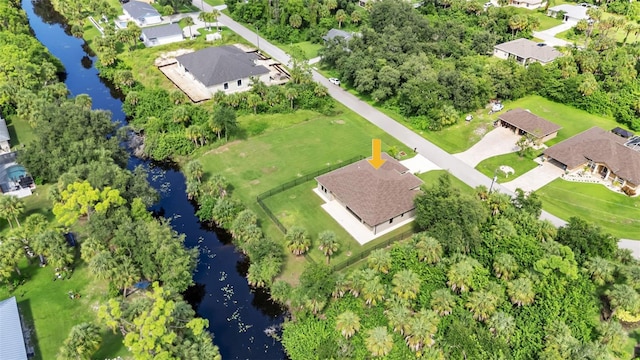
xmin=22 ymin=0 xmax=286 ymax=358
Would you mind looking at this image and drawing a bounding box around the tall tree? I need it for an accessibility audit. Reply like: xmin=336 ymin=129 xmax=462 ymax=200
xmin=285 ymin=226 xmax=311 ymax=256
xmin=336 ymin=310 xmax=361 ymax=339
xmin=0 ymin=195 xmax=24 ymax=228
xmin=365 ymin=327 xmax=393 ymax=357
xmin=317 ymin=230 xmax=339 ymax=264
xmin=391 ymin=269 xmax=421 ymax=302
xmin=57 ymin=322 xmax=102 ymax=360
xmin=507 ymin=277 xmax=535 ymax=307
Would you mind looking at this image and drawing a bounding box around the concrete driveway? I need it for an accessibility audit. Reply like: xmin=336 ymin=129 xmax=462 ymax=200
xmin=502 ymin=161 xmax=564 ymax=192
xmin=533 ymin=23 xmax=574 ymax=47
xmin=453 ymin=127 xmax=520 ymax=167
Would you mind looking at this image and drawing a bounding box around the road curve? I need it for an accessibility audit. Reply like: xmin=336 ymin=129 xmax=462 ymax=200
xmin=192 ymin=1 xmax=639 ymax=254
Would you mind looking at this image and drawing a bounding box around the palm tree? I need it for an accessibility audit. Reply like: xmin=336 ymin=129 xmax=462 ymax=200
xmin=465 ymin=290 xmax=499 ymax=322
xmin=351 ymin=10 xmax=361 ymax=25
xmin=88 ymin=251 xmax=115 ymax=281
xmin=335 ymin=9 xmax=347 ymax=28
xmin=318 ymin=230 xmax=339 ymax=264
xmin=270 ymin=280 xmax=291 ymax=304
xmin=385 ymin=304 xmax=412 ymax=335
xmin=0 ymin=236 xmax=24 ymax=276
xmin=58 ymin=322 xmax=102 ymax=360
xmin=607 ymin=284 xmax=640 ymax=317
xmin=367 ymin=249 xmax=392 ymax=274
xmin=597 ymin=320 xmax=625 ymax=354
xmin=487 ymin=311 xmax=515 ymax=341
xmin=184 ymin=16 xmax=195 ymax=39
xmin=430 ymin=288 xmax=456 ymax=316
xmin=392 ymin=269 xmax=421 ymax=301
xmin=285 ymin=226 xmax=310 ymax=256
xmin=172 ymin=105 xmax=190 ymax=125
xmin=79 ymin=236 xmax=105 ymax=263
xmin=284 ymin=87 xmax=298 ymax=110
xmin=332 ymin=272 xmax=349 ymax=298
xmin=583 ymin=257 xmax=615 ymax=286
xmin=209 ymin=9 xmax=221 ymax=32
xmin=246 ymin=93 xmax=261 ymax=114
xmin=289 ymin=13 xmax=303 ymax=28
xmin=507 ymin=277 xmax=535 ymax=307
xmin=365 ymin=327 xmax=393 ymax=357
xmin=347 ymin=270 xmax=365 ymax=297
xmin=336 ymin=310 xmax=361 ymax=339
xmin=447 ymin=258 xmax=480 ymax=293
xmin=414 ymin=234 xmax=442 ymax=264
xmin=493 ymin=253 xmax=518 ymax=281
xmin=212 ymin=105 xmax=237 ymax=141
xmin=362 ymin=276 xmax=386 ymax=307
xmin=405 ymin=309 xmax=440 ymax=352
xmin=0 ymin=195 xmax=24 ymax=228
xmin=113 ymin=257 xmax=139 ymax=298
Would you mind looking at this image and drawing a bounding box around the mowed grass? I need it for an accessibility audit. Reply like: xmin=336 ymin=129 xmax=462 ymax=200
xmin=417 ymin=170 xmax=476 ymax=196
xmin=0 ymin=260 xmax=128 ymax=360
xmin=277 ymin=41 xmax=324 ymax=59
xmin=7 ymin=115 xmax=35 ymax=147
xmin=511 ymin=8 xmax=563 ymax=31
xmin=476 ymin=152 xmax=540 ymax=183
xmin=537 ymin=179 xmax=640 ymax=239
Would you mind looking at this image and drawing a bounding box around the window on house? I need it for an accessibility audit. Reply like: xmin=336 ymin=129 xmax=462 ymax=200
xmin=237 ymin=79 xmax=242 ymax=86
xmin=223 ymin=83 xmax=229 ymax=90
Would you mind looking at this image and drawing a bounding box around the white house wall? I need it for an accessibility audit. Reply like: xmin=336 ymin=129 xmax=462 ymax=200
xmin=493 ymin=48 xmax=510 ymax=60
xmin=206 ymin=73 xmax=272 ymax=95
xmin=143 ymin=34 xmax=184 ymax=47
xmin=373 ymin=209 xmax=415 ymax=234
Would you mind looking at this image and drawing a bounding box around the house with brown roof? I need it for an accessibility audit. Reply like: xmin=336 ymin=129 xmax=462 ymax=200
xmin=315 ymin=153 xmax=423 ymax=235
xmin=493 ymin=38 xmax=563 ymax=65
xmin=496 ymin=108 xmax=562 ymax=143
xmin=544 ymin=127 xmax=640 ymax=194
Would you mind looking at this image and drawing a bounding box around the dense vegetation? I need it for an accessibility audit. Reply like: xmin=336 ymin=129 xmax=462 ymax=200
xmin=0 ymin=1 xmax=221 ymax=358
xmin=229 ymin=0 xmax=640 ymax=130
xmin=280 ymin=175 xmax=637 ymax=359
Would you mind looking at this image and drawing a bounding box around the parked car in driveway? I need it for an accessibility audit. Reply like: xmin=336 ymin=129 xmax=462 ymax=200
xmin=329 ymin=78 xmax=340 ymax=86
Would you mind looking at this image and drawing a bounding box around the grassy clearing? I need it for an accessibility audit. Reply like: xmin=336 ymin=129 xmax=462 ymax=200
xmin=537 ymin=178 xmax=640 ymax=239
xmin=511 ymin=8 xmax=563 ymax=31
xmin=417 ymin=170 xmax=476 ymax=196
xmin=7 ymin=115 xmax=35 ymax=148
xmin=0 ymin=260 xmax=128 ymax=360
xmin=475 ymin=152 xmax=539 ymax=183
xmin=276 ymin=41 xmax=324 ymax=59
xmin=204 ymin=0 xmax=227 ymax=6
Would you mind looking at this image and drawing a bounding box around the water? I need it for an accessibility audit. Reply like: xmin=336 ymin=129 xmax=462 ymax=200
xmin=22 ymin=1 xmax=286 ymax=358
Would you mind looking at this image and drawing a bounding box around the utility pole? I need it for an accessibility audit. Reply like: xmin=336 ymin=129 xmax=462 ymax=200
xmin=489 ymin=169 xmax=498 ymax=193
xmin=256 ymin=25 xmax=260 ymax=53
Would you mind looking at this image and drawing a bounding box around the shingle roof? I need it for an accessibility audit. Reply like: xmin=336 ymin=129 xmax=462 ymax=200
xmin=176 ymin=46 xmax=270 ymax=87
xmin=0 ymin=118 xmax=10 ymax=142
xmin=494 ymin=38 xmax=563 ymax=63
xmin=141 ymin=23 xmax=182 ymax=39
xmin=498 ymin=108 xmax=562 ymax=138
xmin=316 ymin=153 xmax=423 ymax=227
xmin=544 ymin=127 xmax=640 ymax=185
xmin=122 ymin=1 xmax=160 ymax=19
xmin=322 ymin=29 xmax=353 ymax=42
xmin=0 ymin=297 xmax=28 ymax=360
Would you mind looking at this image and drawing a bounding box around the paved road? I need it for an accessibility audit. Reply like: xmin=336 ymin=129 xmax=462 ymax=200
xmin=192 ymin=1 xmax=639 ymax=254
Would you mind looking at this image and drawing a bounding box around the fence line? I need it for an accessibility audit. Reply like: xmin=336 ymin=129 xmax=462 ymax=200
xmin=330 ymin=230 xmax=414 ymax=272
xmin=256 ymin=155 xmax=365 ymax=236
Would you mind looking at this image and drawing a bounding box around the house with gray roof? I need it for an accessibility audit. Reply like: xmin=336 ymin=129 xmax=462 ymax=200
xmin=322 ymin=28 xmax=354 ymax=42
xmin=544 ymin=127 xmax=640 ymax=195
xmin=493 ymin=38 xmax=563 ymax=65
xmin=0 ymin=297 xmax=29 ymax=360
xmin=176 ymin=45 xmax=271 ymax=95
xmin=0 ymin=117 xmax=11 ymax=154
xmin=547 ymin=4 xmax=590 ymax=23
xmin=141 ymin=23 xmax=183 ymax=47
xmin=316 ymin=153 xmax=423 ymax=235
xmin=509 ymin=0 xmax=546 ymax=9
xmin=497 ymin=108 xmax=562 ymax=142
xmin=122 ymin=1 xmax=162 ymax=27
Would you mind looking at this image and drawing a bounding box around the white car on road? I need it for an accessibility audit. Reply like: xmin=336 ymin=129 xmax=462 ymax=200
xmin=329 ymin=78 xmax=341 ymax=86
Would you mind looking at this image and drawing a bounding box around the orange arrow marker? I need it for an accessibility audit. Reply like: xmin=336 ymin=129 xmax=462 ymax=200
xmin=368 ymin=139 xmax=386 ymax=169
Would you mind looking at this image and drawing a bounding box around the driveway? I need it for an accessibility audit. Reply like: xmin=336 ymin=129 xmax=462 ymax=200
xmin=533 ymin=22 xmax=574 ymax=47
xmin=502 ymin=161 xmax=564 ymax=193
xmin=453 ymin=127 xmax=520 ymax=167
xmin=191 ymin=1 xmax=640 ymax=249
xmin=400 ymin=154 xmax=440 ymax=174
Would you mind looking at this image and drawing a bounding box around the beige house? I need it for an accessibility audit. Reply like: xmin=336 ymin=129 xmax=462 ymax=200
xmin=544 ymin=127 xmax=640 ymax=195
xmin=497 ymin=108 xmax=562 ymax=143
xmin=493 ymin=38 xmax=562 ymax=66
xmin=316 ymin=153 xmax=423 ymax=235
xmin=175 ymin=46 xmax=272 ymax=95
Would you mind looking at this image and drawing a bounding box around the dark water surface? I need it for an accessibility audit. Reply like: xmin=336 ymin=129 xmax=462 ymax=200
xmin=22 ymin=0 xmax=286 ymax=358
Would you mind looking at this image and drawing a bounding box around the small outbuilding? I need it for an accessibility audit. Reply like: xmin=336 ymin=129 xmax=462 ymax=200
xmin=122 ymin=1 xmax=162 ymax=27
xmin=315 ymin=153 xmax=423 ymax=235
xmin=141 ymin=23 xmax=183 ymax=47
xmin=612 ymin=127 xmax=634 ymax=139
xmin=493 ymin=38 xmax=563 ymax=66
xmin=0 ymin=297 xmax=29 ymax=360
xmin=497 ymin=108 xmax=562 ymax=142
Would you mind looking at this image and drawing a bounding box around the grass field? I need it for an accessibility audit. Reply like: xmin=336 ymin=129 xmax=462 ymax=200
xmin=7 ymin=115 xmax=35 ymax=147
xmin=537 ymin=179 xmax=640 ymax=239
xmin=0 ymin=259 xmax=128 ymax=360
xmin=511 ymin=8 xmax=563 ymax=31
xmin=475 ymin=152 xmax=540 ymax=183
xmin=276 ymin=41 xmax=324 ymax=59
xmin=416 ymin=170 xmax=475 ymax=195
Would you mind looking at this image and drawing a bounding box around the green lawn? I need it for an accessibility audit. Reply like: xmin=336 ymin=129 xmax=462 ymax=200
xmin=0 ymin=260 xmax=128 ymax=360
xmin=475 ymin=152 xmax=540 ymax=183
xmin=262 ymin=179 xmax=415 ymax=266
xmin=7 ymin=115 xmax=35 ymax=148
xmin=511 ymin=8 xmax=563 ymax=31
xmin=204 ymin=0 xmax=227 ymax=6
xmin=276 ymin=41 xmax=324 ymax=59
xmin=417 ymin=170 xmax=475 ymax=195
xmin=537 ymin=179 xmax=640 ymax=239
